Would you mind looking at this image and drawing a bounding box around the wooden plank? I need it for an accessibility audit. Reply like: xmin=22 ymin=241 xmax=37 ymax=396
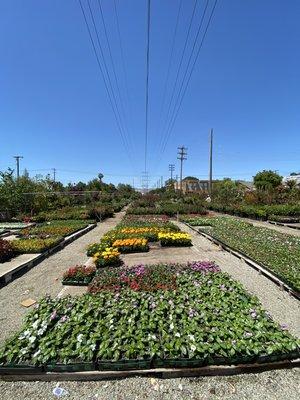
xmin=1 ymin=359 xmax=299 ymax=381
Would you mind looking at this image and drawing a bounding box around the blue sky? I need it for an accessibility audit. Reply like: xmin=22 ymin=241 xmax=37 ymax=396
xmin=0 ymin=0 xmax=299 ymax=188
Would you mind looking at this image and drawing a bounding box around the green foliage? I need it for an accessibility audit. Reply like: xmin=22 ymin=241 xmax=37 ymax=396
xmin=212 ymin=179 xmax=244 ymax=205
xmin=254 ymin=170 xmax=282 ymax=190
xmin=192 ymin=216 xmax=300 ymax=291
xmin=11 ymin=237 xmax=63 ymax=254
xmin=0 ymin=266 xmax=298 ymax=366
xmin=0 ymin=239 xmax=15 ymax=263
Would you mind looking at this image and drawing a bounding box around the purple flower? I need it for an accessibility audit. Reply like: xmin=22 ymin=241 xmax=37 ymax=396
xmin=220 ymin=284 xmax=226 ymax=291
xmin=188 ymin=261 xmax=220 ymax=274
xmin=150 ymin=302 xmax=156 ymax=310
xmin=59 ymin=315 xmax=68 ymax=323
xmin=188 ymin=308 xmax=197 ymax=318
xmin=280 ymin=323 xmax=288 ymax=330
xmin=244 ymin=332 xmax=253 ymax=338
xmin=50 ymin=310 xmax=57 ymax=321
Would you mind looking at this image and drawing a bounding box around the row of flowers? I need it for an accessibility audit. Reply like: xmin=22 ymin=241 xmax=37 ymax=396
xmin=185 ymin=216 xmax=300 ymax=292
xmin=1 ymin=262 xmax=299 ymax=368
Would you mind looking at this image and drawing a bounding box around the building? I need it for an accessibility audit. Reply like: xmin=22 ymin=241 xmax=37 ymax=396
xmin=283 ymin=174 xmax=300 ymax=187
xmin=174 ymin=177 xmax=213 ymax=193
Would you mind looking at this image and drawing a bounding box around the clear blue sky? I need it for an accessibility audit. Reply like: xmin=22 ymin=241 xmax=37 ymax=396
xmin=0 ymin=0 xmax=299 ymax=188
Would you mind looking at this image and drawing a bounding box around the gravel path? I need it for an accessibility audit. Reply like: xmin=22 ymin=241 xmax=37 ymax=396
xmin=175 ymin=221 xmax=300 ymax=338
xmin=0 ymin=369 xmax=299 ymax=399
xmin=0 ymin=211 xmax=125 ymax=345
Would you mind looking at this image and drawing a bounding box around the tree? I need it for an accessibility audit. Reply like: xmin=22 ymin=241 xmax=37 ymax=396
xmin=253 ymin=170 xmax=282 ymax=190
xmin=212 ymin=178 xmax=244 ymax=205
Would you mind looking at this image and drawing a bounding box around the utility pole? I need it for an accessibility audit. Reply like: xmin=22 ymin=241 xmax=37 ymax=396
xmin=209 ymin=129 xmax=213 ymax=195
xmin=175 ymin=174 xmax=178 ymax=191
xmin=52 ymin=168 xmax=56 ymax=182
xmin=177 ymin=146 xmax=187 ymax=193
xmin=169 ymin=164 xmax=175 ymax=180
xmin=14 ymin=155 xmax=23 ymax=179
xmin=161 ymin=176 xmax=163 ymax=188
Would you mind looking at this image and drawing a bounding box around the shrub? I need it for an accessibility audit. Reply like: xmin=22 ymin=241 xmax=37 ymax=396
xmin=0 ymin=239 xmax=15 ymax=263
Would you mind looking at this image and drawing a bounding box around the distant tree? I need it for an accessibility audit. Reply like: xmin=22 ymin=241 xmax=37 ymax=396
xmin=253 ymin=170 xmax=282 ymax=190
xmin=212 ymin=178 xmax=244 ymax=205
xmin=290 ymin=172 xmax=300 ymax=176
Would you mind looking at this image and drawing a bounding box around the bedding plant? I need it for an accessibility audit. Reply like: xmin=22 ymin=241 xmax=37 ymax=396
xmin=0 ymin=239 xmax=15 ymax=263
xmin=188 ymin=216 xmax=300 ymax=292
xmin=10 ymin=237 xmax=63 ymax=254
xmin=93 ymin=247 xmax=122 ymax=268
xmin=62 ymin=265 xmax=96 ymax=285
xmin=19 ymin=220 xmax=89 ymax=239
xmin=159 ymin=232 xmax=192 ymax=247
xmin=111 ymin=238 xmax=149 ymax=253
xmin=0 ymin=262 xmax=299 ymax=369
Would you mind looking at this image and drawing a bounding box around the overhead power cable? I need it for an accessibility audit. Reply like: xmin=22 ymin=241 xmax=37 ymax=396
xmin=160 ymin=0 xmax=211 ymax=155
xmin=156 ymin=0 xmax=198 ymax=155
xmin=96 ymin=0 xmax=134 ymax=152
xmin=144 ymin=0 xmax=151 ymax=172
xmin=78 ymin=0 xmax=134 ymax=166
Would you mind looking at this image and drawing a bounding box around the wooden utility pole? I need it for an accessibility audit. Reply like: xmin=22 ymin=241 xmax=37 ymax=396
xmin=169 ymin=164 xmax=175 ymax=181
xmin=209 ymin=129 xmax=213 ymax=194
xmin=14 ymin=155 xmax=23 ymax=179
xmin=177 ymin=146 xmax=187 ymax=193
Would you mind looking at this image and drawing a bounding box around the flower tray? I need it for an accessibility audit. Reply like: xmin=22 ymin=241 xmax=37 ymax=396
xmin=45 ymin=362 xmax=95 ymax=372
xmin=0 ymin=363 xmax=44 ymax=373
xmin=61 ymin=279 xmax=92 ymax=286
xmin=153 ymin=358 xmax=205 ymax=368
xmin=160 ymin=242 xmax=192 ymax=247
xmin=97 ymin=359 xmax=151 ymax=371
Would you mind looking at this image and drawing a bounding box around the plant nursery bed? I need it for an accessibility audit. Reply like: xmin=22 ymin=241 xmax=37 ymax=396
xmin=183 ymin=222 xmax=300 ymax=300
xmin=0 ymin=358 xmax=299 ymax=381
xmin=1 ymin=263 xmax=299 ymax=376
xmin=0 ymin=224 xmax=96 ymax=287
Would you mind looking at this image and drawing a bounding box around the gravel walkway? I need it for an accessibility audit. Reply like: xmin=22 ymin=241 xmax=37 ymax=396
xmin=0 ymin=369 xmax=299 ymax=399
xmin=175 ymin=221 xmax=300 ymax=338
xmin=0 ymin=211 xmax=125 ymax=345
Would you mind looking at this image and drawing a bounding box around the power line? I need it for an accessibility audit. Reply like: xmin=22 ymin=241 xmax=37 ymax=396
xmin=160 ymin=0 xmax=210 ymax=155
xmin=78 ymin=0 xmax=133 ymax=166
xmin=157 ymin=0 xmax=198 ymax=156
xmin=144 ymin=0 xmax=151 ymax=172
xmin=96 ymin=0 xmax=133 ymax=152
xmin=156 ymin=0 xmax=182 ymax=137
xmin=113 ymin=0 xmax=133 ymax=135
xmin=160 ymin=0 xmax=219 ymax=157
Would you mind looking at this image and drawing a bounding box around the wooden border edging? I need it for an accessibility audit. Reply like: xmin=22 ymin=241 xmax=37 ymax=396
xmin=182 ymin=222 xmax=300 ymax=301
xmin=1 ymin=358 xmax=299 ymax=381
xmin=0 ymin=223 xmax=97 ymax=287
xmin=268 ymin=220 xmax=300 ymax=231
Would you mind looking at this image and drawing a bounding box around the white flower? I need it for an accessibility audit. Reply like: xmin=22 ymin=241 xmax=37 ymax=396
xmin=90 ymin=344 xmax=96 ymax=351
xmin=29 ymin=336 xmax=36 ymax=343
xmin=150 ymin=334 xmax=156 ymax=340
xmin=170 ymin=323 xmax=174 ymax=330
xmin=175 ymin=332 xmax=181 ymax=338
xmin=23 ymin=329 xmax=30 ymax=337
xmin=37 ymin=328 xmax=44 ymax=336
xmin=188 ymin=334 xmax=195 ymax=341
xmin=21 ymin=348 xmax=27 ymax=355
xmin=33 ymin=350 xmax=41 ymax=358
xmin=77 ymin=334 xmax=84 ymax=343
xmin=32 ymin=320 xmax=39 ymax=329
xmin=190 ymin=344 xmax=196 ymax=352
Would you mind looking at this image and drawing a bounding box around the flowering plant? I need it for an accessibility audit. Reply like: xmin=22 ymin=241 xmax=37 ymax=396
xmin=0 ymin=239 xmax=15 ymax=263
xmin=158 ymin=232 xmax=192 ymax=247
xmin=63 ymin=265 xmax=96 ymax=284
xmin=93 ymin=247 xmax=122 ymax=268
xmin=112 ymin=238 xmax=149 ymax=253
